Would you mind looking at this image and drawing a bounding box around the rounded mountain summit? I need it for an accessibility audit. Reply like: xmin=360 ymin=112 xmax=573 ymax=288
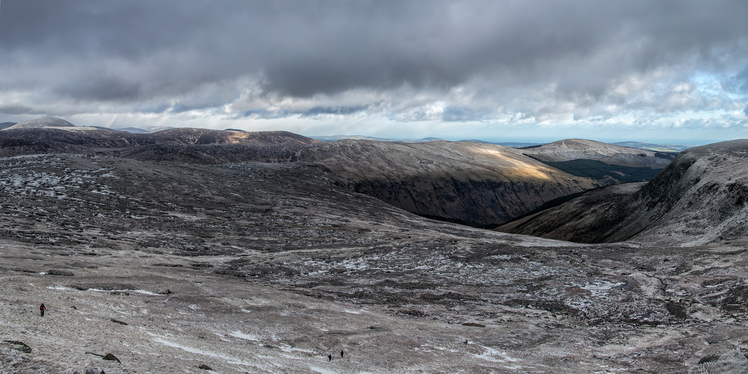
xmin=3 ymin=117 xmax=77 ymax=130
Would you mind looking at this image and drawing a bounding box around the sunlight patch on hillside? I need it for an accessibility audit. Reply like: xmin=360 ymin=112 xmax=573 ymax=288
xmin=470 ymin=146 xmax=553 ymax=180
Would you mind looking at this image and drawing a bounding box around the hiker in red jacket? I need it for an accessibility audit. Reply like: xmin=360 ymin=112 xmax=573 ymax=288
xmin=40 ymin=303 xmax=46 ymax=317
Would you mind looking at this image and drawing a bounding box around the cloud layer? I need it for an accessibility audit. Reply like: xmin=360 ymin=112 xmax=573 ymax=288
xmin=1 ymin=0 xmax=748 ymax=141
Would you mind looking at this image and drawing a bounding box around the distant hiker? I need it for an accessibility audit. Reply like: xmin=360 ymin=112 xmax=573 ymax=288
xmin=40 ymin=303 xmax=46 ymax=317
xmin=328 ymin=354 xmax=332 ymax=361
xmin=341 ymin=350 xmax=344 ymax=358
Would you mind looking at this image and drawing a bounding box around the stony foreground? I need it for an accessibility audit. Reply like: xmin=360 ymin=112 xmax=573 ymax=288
xmin=1 ymin=154 xmax=748 ymax=373
xmin=5 ymin=237 xmax=748 ymax=373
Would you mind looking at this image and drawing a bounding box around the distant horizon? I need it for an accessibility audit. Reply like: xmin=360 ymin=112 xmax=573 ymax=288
xmin=307 ymin=134 xmax=707 ymax=147
xmin=0 ymin=113 xmax=738 ymax=147
xmin=2 ymin=115 xmax=711 ymax=149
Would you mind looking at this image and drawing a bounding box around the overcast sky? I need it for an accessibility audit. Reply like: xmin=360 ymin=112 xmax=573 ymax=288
xmin=1 ymin=1 xmax=748 ymax=143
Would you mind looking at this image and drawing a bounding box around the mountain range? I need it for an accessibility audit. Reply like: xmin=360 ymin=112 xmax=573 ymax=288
xmin=0 ymin=117 xmax=672 ymax=227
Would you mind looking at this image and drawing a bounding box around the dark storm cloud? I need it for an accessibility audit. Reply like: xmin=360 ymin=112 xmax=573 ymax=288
xmin=0 ymin=104 xmax=34 ymax=115
xmin=0 ymin=1 xmax=206 ymax=57
xmin=1 ymin=0 xmax=748 ymax=126
xmin=56 ymin=74 xmax=142 ymax=102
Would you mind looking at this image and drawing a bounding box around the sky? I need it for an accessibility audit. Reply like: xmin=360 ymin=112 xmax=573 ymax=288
xmin=1 ymin=1 xmax=748 ymax=144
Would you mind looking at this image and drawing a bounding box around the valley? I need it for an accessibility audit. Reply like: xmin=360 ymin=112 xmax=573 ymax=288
xmin=0 ymin=119 xmax=746 ymax=373
xmin=499 ymin=140 xmax=748 ymax=247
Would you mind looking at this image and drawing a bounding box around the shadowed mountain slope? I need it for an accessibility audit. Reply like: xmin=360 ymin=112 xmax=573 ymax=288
xmin=121 ymin=140 xmax=600 ymax=226
xmin=289 ymin=140 xmax=598 ymax=227
xmin=0 ymin=122 xmax=610 ymax=227
xmin=498 ymin=139 xmax=748 ymax=246
xmin=496 ymin=182 xmax=646 ymax=243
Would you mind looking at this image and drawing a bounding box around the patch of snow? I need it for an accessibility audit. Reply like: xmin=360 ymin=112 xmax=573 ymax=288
xmin=45 ymin=126 xmax=100 ymax=131
xmin=133 ymin=289 xmax=160 ymax=296
xmin=309 ymin=365 xmax=339 ymax=374
xmin=151 ymin=336 xmax=257 ymax=366
xmin=46 ymin=286 xmax=74 ymax=291
xmin=581 ymin=281 xmax=626 ymax=297
xmin=87 ymin=288 xmax=118 ymax=293
xmin=471 ymin=345 xmax=519 ymax=364
xmin=278 ymin=345 xmax=316 ymax=354
xmin=230 ymin=330 xmax=261 ymax=341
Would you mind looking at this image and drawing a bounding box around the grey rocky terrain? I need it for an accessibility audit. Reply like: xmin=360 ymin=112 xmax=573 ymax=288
xmin=2 ymin=120 xmax=748 ymax=373
xmin=0 ymin=146 xmax=746 ymax=373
